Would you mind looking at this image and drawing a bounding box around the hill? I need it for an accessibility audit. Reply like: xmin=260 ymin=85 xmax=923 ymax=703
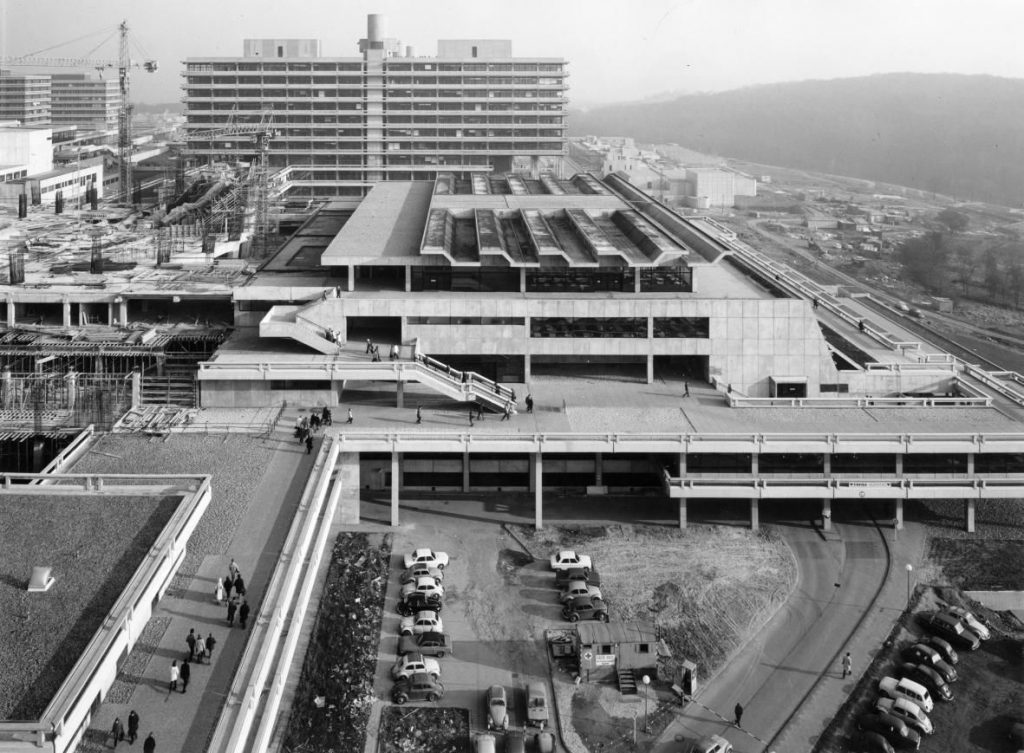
xmin=568 ymin=73 xmax=1024 ymax=204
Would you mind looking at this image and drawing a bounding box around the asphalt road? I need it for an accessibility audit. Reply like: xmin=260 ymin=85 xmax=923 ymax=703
xmin=653 ymin=513 xmax=888 ymax=753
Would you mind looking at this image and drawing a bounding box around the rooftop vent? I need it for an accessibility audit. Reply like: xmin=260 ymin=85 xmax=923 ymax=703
xmin=27 ymin=566 xmax=55 ymax=592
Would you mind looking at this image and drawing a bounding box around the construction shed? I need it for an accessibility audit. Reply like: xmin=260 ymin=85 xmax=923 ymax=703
xmin=574 ymin=621 xmax=669 ymax=682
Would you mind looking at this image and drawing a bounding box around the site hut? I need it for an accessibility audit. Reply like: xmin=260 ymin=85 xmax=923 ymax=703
xmin=574 ymin=621 xmax=669 ymax=683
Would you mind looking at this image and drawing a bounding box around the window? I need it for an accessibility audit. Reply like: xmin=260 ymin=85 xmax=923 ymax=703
xmin=600 ymin=645 xmax=612 ymax=654
xmin=638 ymin=644 xmax=650 ymax=654
xmin=472 ymin=46 xmax=478 ymax=58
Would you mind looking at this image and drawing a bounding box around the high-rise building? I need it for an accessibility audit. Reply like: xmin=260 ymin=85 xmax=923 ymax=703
xmin=183 ymin=14 xmax=568 ymax=199
xmin=50 ymin=73 xmax=121 ymax=131
xmin=0 ymin=71 xmax=52 ymax=126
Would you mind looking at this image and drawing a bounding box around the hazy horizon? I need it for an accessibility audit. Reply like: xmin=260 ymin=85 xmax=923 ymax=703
xmin=3 ymin=0 xmax=1024 ymax=106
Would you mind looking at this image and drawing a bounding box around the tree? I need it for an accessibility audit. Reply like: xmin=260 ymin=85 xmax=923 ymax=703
xmin=982 ymin=246 xmax=1005 ymax=302
xmin=950 ymin=242 xmax=978 ymax=296
xmin=897 ymin=231 xmax=950 ymax=292
xmin=937 ymin=208 xmax=970 ymax=233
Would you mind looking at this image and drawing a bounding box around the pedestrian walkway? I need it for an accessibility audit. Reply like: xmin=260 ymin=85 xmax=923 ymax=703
xmin=73 ymin=431 xmax=317 ymax=753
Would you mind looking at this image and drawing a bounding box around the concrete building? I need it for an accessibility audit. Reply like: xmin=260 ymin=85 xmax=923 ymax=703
xmin=0 ymin=71 xmax=51 ymax=126
xmin=0 ymin=125 xmax=53 ymax=177
xmin=50 ymin=73 xmax=121 ymax=131
xmin=183 ymin=13 xmax=568 ymax=199
xmin=684 ymin=167 xmax=757 ymax=208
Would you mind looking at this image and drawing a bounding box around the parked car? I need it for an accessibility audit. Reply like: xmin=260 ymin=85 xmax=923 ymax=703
xmin=857 ymin=711 xmax=921 ymax=750
xmin=895 ymin=663 xmax=954 ymax=702
xmin=875 ymin=697 xmax=933 ymax=736
xmin=399 ymin=610 xmax=444 ymax=636
xmin=555 ymin=566 xmax=601 ymax=587
xmin=526 ymin=682 xmax=550 ymax=728
xmin=400 ymin=564 xmax=444 ymax=585
xmin=921 ymin=634 xmax=959 ymax=665
xmin=857 ymin=730 xmax=896 ymax=753
xmin=684 ymin=735 xmax=733 ymax=753
xmin=397 ymin=591 xmax=443 ymax=617
xmin=391 ymin=652 xmax=441 ymax=681
xmin=901 ymin=644 xmax=957 ymax=683
xmin=398 ymin=631 xmax=453 ymax=658
xmin=486 ymin=685 xmax=510 ymax=730
xmin=474 ymin=734 xmax=496 ymax=753
xmin=536 ymin=731 xmax=555 ymax=753
xmin=561 ymin=595 xmax=609 ymax=623
xmin=941 ymin=605 xmax=990 ymax=640
xmin=403 ymin=548 xmax=449 ymax=570
xmin=920 ymin=612 xmax=981 ymax=651
xmin=391 ymin=672 xmax=444 ymax=704
xmin=549 ymin=550 xmax=592 ymax=573
xmin=505 ymin=731 xmax=526 ymax=753
xmin=558 ymin=580 xmax=603 ymax=604
xmin=878 ymin=676 xmax=933 ymax=713
xmin=401 ymin=575 xmax=445 ymax=600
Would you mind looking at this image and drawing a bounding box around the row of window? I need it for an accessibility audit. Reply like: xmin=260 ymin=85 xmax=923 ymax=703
xmin=187 ymin=88 xmax=564 ymax=100
xmin=188 ymin=63 xmax=363 ymax=73
xmin=188 ymin=75 xmax=563 ymax=87
xmin=196 ymin=142 xmax=564 ymax=154
xmin=187 ymin=62 xmax=561 ymax=73
xmin=686 ymin=453 xmax=1024 ymax=474
xmin=407 ymin=316 xmax=525 ymax=326
xmin=186 ymin=102 xmax=563 ymax=113
xmin=529 ymin=318 xmax=710 ymax=339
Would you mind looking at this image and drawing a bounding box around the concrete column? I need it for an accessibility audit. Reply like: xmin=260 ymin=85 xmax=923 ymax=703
xmin=130 ymin=370 xmax=141 ymax=408
xmin=61 ymin=301 xmax=71 ymax=327
xmin=822 ymin=498 xmax=832 ymax=531
xmin=6 ymin=300 xmax=14 ymax=326
xmin=529 ymin=453 xmax=537 ymax=492
xmin=894 ymin=498 xmax=904 ymax=530
xmin=390 ymin=451 xmax=401 ymax=527
xmin=404 ymin=266 xmax=412 ymax=292
xmin=678 ymin=498 xmax=688 ymax=529
xmin=520 ymin=268 xmax=527 ymax=293
xmin=966 ymin=453 xmax=975 ymax=474
xmin=823 ymin=453 xmax=831 ymax=475
xmin=347 ymin=266 xmax=356 ymax=292
xmin=750 ymin=498 xmax=760 ymax=531
xmin=524 ymin=354 xmax=531 ymax=382
xmin=533 ymin=452 xmax=543 ymax=530
xmin=118 ymin=299 xmax=128 ymax=326
xmin=895 ymin=454 xmax=903 ymax=475
xmin=646 ymin=355 xmax=654 ymax=385
xmin=965 ymin=499 xmax=975 ymax=533
xmin=635 ymin=271 xmax=642 ymax=294
xmin=462 ymin=451 xmax=470 ymax=492
xmin=594 ymin=453 xmax=603 ymax=486
xmin=678 ymin=452 xmax=686 ymax=477
xmin=107 ymin=301 xmax=115 ymax=326
xmin=396 ymin=380 xmax=404 ymax=408
xmin=751 ymin=454 xmax=759 ymax=475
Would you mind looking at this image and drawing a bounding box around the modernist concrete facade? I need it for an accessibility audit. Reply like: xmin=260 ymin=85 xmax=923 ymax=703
xmin=0 ymin=72 xmax=51 ymax=127
xmin=50 ymin=74 xmax=121 ymax=131
xmin=183 ymin=14 xmax=567 ymax=199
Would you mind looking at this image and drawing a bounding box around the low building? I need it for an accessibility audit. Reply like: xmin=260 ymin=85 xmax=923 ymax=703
xmin=574 ymin=621 xmax=669 ymax=681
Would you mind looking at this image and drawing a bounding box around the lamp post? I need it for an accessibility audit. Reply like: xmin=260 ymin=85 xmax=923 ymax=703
xmin=905 ymin=563 xmax=914 ymax=605
xmin=642 ymin=674 xmax=651 ymax=733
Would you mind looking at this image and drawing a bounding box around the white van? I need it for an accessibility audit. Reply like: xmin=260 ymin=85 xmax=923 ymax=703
xmin=879 ymin=676 xmax=934 ymax=713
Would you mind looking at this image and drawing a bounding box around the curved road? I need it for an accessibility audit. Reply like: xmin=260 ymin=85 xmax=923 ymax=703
xmin=653 ymin=514 xmax=888 ymax=752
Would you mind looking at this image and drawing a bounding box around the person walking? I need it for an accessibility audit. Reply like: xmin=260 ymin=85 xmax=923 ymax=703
xmin=476 ymin=403 xmax=484 ymax=421
xmin=500 ymin=401 xmax=512 ymax=421
xmin=195 ymin=638 xmax=207 ymax=665
xmin=321 ymin=406 xmax=331 ymax=426
xmin=205 ymin=633 xmax=217 ymax=663
xmin=310 ymin=413 xmax=321 ymax=432
xmin=179 ymin=658 xmax=190 ymax=693
xmin=294 ymin=415 xmax=303 ymax=440
xmin=469 ymin=406 xmax=474 ymax=427
xmin=229 ymin=558 xmax=239 ymax=580
xmin=365 ymin=337 xmax=373 ymax=354
xmin=168 ymin=660 xmax=179 ymax=693
xmin=234 ymin=574 xmax=246 ymax=598
xmin=126 ymin=711 xmax=139 ymax=744
xmin=143 ymin=733 xmax=155 ymax=753
xmin=841 ymin=651 xmax=852 ymax=679
xmin=346 ymin=408 xmax=353 ymax=424
xmin=215 ymin=576 xmax=225 ymax=604
xmin=415 ymin=405 xmax=422 ymax=424
xmin=185 ymin=628 xmax=196 ymax=660
xmin=525 ymin=394 xmax=533 ymax=413
xmin=734 ymin=702 xmax=743 ymax=727
xmin=110 ymin=717 xmax=125 ymax=748
xmin=683 ymin=380 xmax=690 ymax=398
xmin=227 ymin=598 xmax=237 ymax=626
xmin=223 ymin=574 xmax=234 ymax=601
xmin=305 ymin=433 xmax=314 ymax=454
xmin=239 ymin=599 xmax=251 ymax=630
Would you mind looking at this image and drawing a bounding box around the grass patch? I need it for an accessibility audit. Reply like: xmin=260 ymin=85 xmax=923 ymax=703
xmin=282 ymin=532 xmax=390 ymax=753
xmin=378 ymin=707 xmax=468 ymax=753
xmin=0 ymin=494 xmax=180 ymax=719
xmin=927 ymin=538 xmax=1024 ymax=589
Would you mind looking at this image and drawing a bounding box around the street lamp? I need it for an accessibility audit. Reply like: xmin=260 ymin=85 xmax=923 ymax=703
xmin=642 ymin=674 xmax=651 ymax=733
xmin=905 ymin=564 xmax=914 ymax=605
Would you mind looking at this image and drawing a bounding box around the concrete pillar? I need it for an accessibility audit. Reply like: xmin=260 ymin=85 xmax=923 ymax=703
xmin=751 ymin=454 xmax=759 ymax=475
xmin=6 ymin=300 xmax=14 ymax=326
xmin=895 ymin=454 xmax=903 ymax=475
xmin=594 ymin=453 xmax=603 ymax=486
xmin=118 ymin=299 xmax=128 ymax=327
xmin=404 ymin=266 xmax=412 ymax=292
xmin=646 ymin=355 xmax=654 ymax=385
xmin=965 ymin=499 xmax=975 ymax=533
xmin=750 ymin=498 xmax=759 ymax=531
xmin=520 ymin=268 xmax=527 ymax=293
xmin=678 ymin=498 xmax=687 ymax=529
xmin=130 ymin=369 xmax=141 ymax=408
xmin=823 ymin=453 xmax=831 ymax=475
xmin=635 ymin=271 xmax=642 ymax=294
xmin=61 ymin=301 xmax=71 ymax=327
xmin=336 ymin=451 xmax=361 ymax=525
xmin=894 ymin=498 xmax=904 ymax=530
xmin=347 ymin=266 xmax=356 ymax=292
xmin=678 ymin=452 xmax=686 ymax=477
xmin=390 ymin=451 xmax=400 ymax=527
xmin=462 ymin=451 xmax=471 ymax=492
xmin=107 ymin=301 xmax=115 ymax=326
xmin=529 ymin=453 xmax=537 ymax=492
xmin=966 ymin=453 xmax=975 ymax=474
xmin=524 ymin=354 xmax=531 ymax=382
xmin=822 ymin=498 xmax=832 ymax=531
xmin=533 ymin=452 xmax=543 ymax=530
xmin=396 ymin=380 xmax=404 ymax=408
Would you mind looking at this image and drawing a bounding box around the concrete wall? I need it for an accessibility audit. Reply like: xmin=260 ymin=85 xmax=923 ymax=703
xmin=200 ymin=380 xmax=334 ymax=409
xmin=243 ymin=39 xmax=322 ymax=58
xmin=0 ymin=127 xmax=52 ymax=175
xmin=437 ymin=40 xmax=513 ymax=58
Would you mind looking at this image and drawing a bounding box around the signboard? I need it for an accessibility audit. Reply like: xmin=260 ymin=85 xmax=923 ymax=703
xmin=595 ymin=654 xmax=616 ymax=667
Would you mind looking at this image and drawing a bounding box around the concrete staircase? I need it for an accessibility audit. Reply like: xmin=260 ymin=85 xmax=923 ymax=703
xmin=617 ymin=668 xmax=638 ymax=695
xmin=259 ymin=303 xmax=340 ymax=355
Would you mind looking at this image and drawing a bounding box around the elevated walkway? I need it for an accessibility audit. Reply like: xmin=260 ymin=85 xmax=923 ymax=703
xmin=259 ymin=303 xmax=341 ymax=355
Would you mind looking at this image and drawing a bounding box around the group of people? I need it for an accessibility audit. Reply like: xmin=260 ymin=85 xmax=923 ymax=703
xmin=168 ymin=626 xmax=218 ymax=696
xmin=108 ymin=710 xmax=147 ymax=749
xmin=465 ymin=390 xmax=532 ymax=426
xmin=217 ymin=558 xmax=251 ymax=630
xmin=295 ymin=407 xmax=333 ymax=453
xmin=324 ymin=327 xmax=342 ymax=345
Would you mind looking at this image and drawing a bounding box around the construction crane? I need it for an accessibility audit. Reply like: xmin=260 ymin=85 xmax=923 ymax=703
xmin=1 ymin=21 xmax=158 ymax=203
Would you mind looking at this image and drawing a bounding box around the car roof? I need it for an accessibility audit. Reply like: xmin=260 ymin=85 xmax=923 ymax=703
xmin=896 ymin=676 xmax=927 ymax=694
xmin=413 ymin=610 xmax=439 ymax=619
xmin=558 ymin=550 xmax=577 ymax=557
xmin=413 ymin=548 xmax=433 ymax=556
xmin=488 ymin=684 xmax=506 ymax=696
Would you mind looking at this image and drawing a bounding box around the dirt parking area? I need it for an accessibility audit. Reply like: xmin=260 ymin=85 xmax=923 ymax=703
xmin=370 ymin=505 xmax=795 ymax=753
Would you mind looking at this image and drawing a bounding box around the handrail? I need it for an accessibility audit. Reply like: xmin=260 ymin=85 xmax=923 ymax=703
xmin=31 ymin=425 xmax=96 ymax=482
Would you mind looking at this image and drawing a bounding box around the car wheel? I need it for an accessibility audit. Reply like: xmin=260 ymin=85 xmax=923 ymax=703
xmin=568 ymin=613 xmax=580 ymax=623
xmin=436 ymin=651 xmax=445 ymax=658
xmin=430 ymin=672 xmax=439 ymax=680
xmin=394 ymin=694 xmax=408 ymax=705
xmin=426 ymin=692 xmax=438 ymax=702
xmin=400 ymin=628 xmax=412 ymax=636
xmin=437 ymin=563 xmax=445 ymax=570
xmin=598 ymin=612 xmax=609 ymax=623
xmin=582 ymin=567 xmax=590 ymax=577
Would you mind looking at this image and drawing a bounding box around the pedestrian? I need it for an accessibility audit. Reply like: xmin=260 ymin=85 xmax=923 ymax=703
xmin=501 ymin=401 xmax=512 ymax=421
xmin=305 ymin=433 xmax=314 ymax=454
xmin=234 ymin=574 xmax=246 ymax=597
xmin=390 ymin=344 xmax=399 ymax=360
xmin=416 ymin=405 xmax=422 ymax=424
xmin=195 ymin=638 xmax=207 ymax=665
xmin=372 ymin=346 xmax=381 ymax=362
xmin=227 ymin=598 xmax=237 ymax=626
xmin=683 ymin=380 xmax=690 ymax=398
xmin=469 ymin=406 xmax=474 ymax=427
xmin=858 ymin=319 xmax=865 ymax=332
xmin=229 ymin=558 xmax=239 ymax=580
xmin=224 ymin=574 xmax=234 ymax=601
xmin=842 ymin=651 xmax=852 ymax=679
xmin=321 ymin=406 xmax=331 ymax=426
xmin=127 ymin=710 xmax=139 ymax=744
xmin=310 ymin=413 xmax=321 ymax=431
xmin=110 ymin=717 xmax=125 ymax=748
xmin=180 ymin=658 xmax=190 ymax=693
xmin=525 ymin=394 xmax=534 ymax=413
xmin=734 ymin=702 xmax=743 ymax=727
xmin=293 ymin=415 xmax=303 ymax=440
xmin=168 ymin=660 xmax=179 ymax=693
xmin=346 ymin=408 xmax=353 ymax=424
xmin=239 ymin=599 xmax=250 ymax=630
xmin=205 ymin=633 xmax=217 ymax=662
xmin=813 ymin=297 xmax=819 ymax=309
xmin=185 ymin=629 xmax=196 ymax=660
xmin=476 ymin=403 xmax=484 ymax=420
xmin=143 ymin=733 xmax=155 ymax=753
xmin=365 ymin=337 xmax=373 ymax=354
xmin=511 ymin=388 xmax=517 ymax=402
xmin=493 ymin=381 xmax=500 ymax=394
xmin=215 ymin=576 xmax=225 ymax=604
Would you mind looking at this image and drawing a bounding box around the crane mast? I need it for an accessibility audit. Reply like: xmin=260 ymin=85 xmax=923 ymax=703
xmin=117 ymin=21 xmax=134 ymax=202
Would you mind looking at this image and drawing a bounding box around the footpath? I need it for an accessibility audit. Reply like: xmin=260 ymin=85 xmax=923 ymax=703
xmin=74 ymin=422 xmax=317 ymax=753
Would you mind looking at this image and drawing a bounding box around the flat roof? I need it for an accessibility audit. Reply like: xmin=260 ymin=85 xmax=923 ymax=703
xmin=321 ymin=182 xmax=434 ymax=265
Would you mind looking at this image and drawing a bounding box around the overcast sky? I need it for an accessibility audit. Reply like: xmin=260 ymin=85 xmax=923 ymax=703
xmin=3 ymin=0 xmax=1023 ymax=106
